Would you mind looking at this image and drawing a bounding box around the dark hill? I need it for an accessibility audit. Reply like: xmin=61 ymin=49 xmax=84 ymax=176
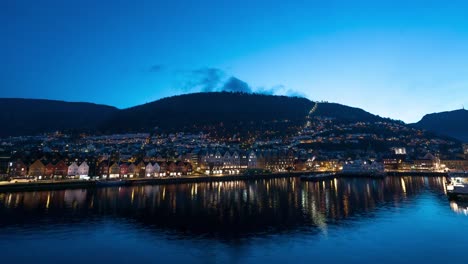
xmin=414 ymin=109 xmax=468 ymax=142
xmin=102 ymin=92 xmax=314 ymax=138
xmin=0 ymin=98 xmax=118 ymax=137
xmin=0 ymin=93 xmax=400 ymax=138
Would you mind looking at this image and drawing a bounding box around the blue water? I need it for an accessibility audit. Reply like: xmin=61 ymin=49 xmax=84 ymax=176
xmin=0 ymin=177 xmax=467 ymax=264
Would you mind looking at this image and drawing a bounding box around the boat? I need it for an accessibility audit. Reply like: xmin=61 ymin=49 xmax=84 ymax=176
xmin=446 ymin=172 xmax=468 ymax=197
xmin=8 ymin=176 xmax=37 ymax=183
xmin=300 ymin=172 xmax=337 ymax=181
xmin=340 ymin=160 xmax=386 ymax=178
xmin=96 ymin=179 xmax=127 ymax=187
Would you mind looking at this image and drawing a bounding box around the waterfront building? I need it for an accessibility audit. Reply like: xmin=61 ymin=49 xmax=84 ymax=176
xmin=78 ymin=162 xmax=89 ymax=177
xmin=413 ymin=153 xmax=439 ymax=171
xmin=256 ymin=153 xmax=266 ymax=169
xmin=159 ymin=162 xmax=167 ymax=177
xmin=215 ymin=150 xmax=222 ymax=165
xmin=54 ymin=160 xmax=68 ymax=178
xmin=0 ymin=155 xmax=10 ymax=176
xmin=44 ymin=163 xmax=54 ymax=178
xmin=176 ymin=161 xmax=192 ymax=176
xmin=202 ymin=149 xmax=223 ymax=174
xmin=119 ymin=163 xmax=129 ymax=178
xmin=186 ymin=162 xmax=193 ymax=175
xmin=248 ymin=150 xmax=257 ymax=168
xmin=383 ymin=158 xmax=403 ymax=171
xmin=28 ymin=160 xmax=45 ymax=178
xmin=232 ymin=151 xmax=241 ymax=168
xmin=168 ymin=161 xmax=177 ymax=176
xmin=153 ymin=162 xmax=161 ymax=176
xmin=312 ymin=158 xmax=340 ymax=172
xmin=240 ymin=152 xmax=249 ymax=169
xmin=109 ymin=163 xmax=120 ymax=178
xmin=145 ymin=163 xmax=155 ymax=177
xmin=294 ymin=159 xmax=308 ymax=171
xmin=127 ymin=163 xmax=136 ymax=178
xmin=67 ymin=162 xmax=79 ymax=178
xmin=441 ymin=159 xmax=468 ymax=172
xmin=98 ymin=162 xmax=109 ymax=178
xmin=136 ymin=161 xmax=146 ymax=178
xmin=223 ymin=151 xmax=232 ymax=168
xmin=261 ymin=150 xmax=295 ymax=172
xmin=9 ymin=160 xmax=27 ymax=177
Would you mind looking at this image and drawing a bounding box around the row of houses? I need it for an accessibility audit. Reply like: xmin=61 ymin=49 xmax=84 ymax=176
xmin=8 ymin=159 xmax=192 ymax=179
xmin=97 ymin=161 xmax=192 ymax=178
xmin=383 ymin=153 xmax=468 ymax=172
xmin=9 ymin=160 xmax=86 ymax=179
xmin=194 ymin=149 xmax=297 ymax=173
xmin=6 ymin=150 xmax=466 ymax=180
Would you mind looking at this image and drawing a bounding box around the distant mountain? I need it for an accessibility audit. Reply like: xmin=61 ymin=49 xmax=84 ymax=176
xmin=414 ymin=109 xmax=468 ymax=142
xmin=0 ymin=98 xmax=118 ymax=137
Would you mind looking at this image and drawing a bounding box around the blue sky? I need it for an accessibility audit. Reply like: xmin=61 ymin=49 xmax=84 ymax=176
xmin=1 ymin=0 xmax=467 ymax=122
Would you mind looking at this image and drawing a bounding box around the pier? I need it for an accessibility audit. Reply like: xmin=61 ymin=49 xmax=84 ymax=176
xmin=0 ymin=170 xmax=450 ymax=193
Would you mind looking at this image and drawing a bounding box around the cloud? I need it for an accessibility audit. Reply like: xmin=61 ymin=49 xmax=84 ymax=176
xmin=285 ymin=89 xmax=306 ymax=98
xmin=182 ymin=68 xmax=225 ymax=92
xmin=221 ymin=77 xmax=252 ymax=93
xmin=180 ymin=67 xmax=306 ymax=98
xmin=149 ymin=64 xmax=164 ymax=73
xmin=253 ymin=85 xmax=305 ymax=98
xmin=254 ymin=85 xmax=284 ymax=95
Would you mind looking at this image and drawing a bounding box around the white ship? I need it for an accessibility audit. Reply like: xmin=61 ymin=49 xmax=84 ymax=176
xmin=341 ymin=160 xmax=386 ymax=177
xmin=446 ymin=172 xmax=468 ymax=197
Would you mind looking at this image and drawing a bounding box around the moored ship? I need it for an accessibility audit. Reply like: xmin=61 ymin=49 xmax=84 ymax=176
xmin=340 ymin=160 xmax=386 ymax=178
xmin=446 ymin=172 xmax=468 ymax=197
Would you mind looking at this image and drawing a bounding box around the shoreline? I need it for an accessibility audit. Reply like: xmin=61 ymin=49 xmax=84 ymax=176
xmin=0 ymin=171 xmax=448 ymax=193
xmin=0 ymin=172 xmax=304 ymax=193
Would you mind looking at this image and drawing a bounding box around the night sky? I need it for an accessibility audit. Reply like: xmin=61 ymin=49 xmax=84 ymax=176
xmin=2 ymin=0 xmax=468 ymax=122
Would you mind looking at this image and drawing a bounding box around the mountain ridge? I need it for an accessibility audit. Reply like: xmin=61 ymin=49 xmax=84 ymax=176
xmin=0 ymin=98 xmax=118 ymax=137
xmin=0 ymin=93 xmax=464 ymax=141
xmin=413 ymin=108 xmax=468 ymax=142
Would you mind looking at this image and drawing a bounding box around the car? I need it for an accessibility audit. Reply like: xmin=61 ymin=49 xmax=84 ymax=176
xmin=9 ymin=177 xmax=37 ymax=183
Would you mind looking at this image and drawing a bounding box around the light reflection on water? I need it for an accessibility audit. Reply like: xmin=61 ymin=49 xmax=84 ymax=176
xmin=0 ymin=176 xmax=467 ymax=264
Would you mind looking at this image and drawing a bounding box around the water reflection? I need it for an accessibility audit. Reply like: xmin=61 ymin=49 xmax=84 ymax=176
xmin=450 ymin=199 xmax=468 ymax=215
xmin=0 ymin=176 xmax=455 ymax=237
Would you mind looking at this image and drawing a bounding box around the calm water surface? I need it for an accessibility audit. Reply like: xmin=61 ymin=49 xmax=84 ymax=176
xmin=0 ymin=176 xmax=467 ymax=264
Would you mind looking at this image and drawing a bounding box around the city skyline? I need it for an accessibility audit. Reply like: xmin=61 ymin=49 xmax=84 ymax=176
xmin=2 ymin=0 xmax=468 ymax=123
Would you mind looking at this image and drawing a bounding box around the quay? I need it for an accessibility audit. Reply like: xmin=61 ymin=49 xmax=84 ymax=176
xmin=386 ymin=171 xmax=448 ymax=177
xmin=0 ymin=170 xmax=449 ymax=193
xmin=0 ymin=171 xmax=304 ymax=193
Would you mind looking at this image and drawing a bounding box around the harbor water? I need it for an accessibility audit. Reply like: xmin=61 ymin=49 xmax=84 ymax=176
xmin=0 ymin=176 xmax=467 ymax=264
